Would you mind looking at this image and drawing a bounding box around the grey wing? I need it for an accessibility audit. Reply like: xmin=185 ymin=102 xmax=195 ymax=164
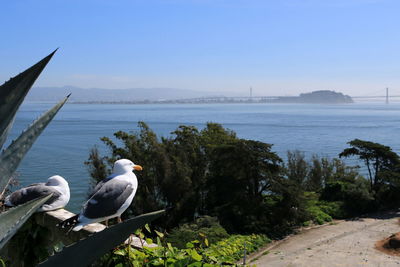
xmin=87 ymin=180 xmax=107 ymax=199
xmin=83 ymin=179 xmax=134 ymax=219
xmin=8 ymin=185 xmax=60 ymax=206
xmin=87 ymin=176 xmax=115 ymax=199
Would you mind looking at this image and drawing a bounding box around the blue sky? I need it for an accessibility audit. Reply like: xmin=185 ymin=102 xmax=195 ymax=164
xmin=1 ymin=0 xmax=400 ymax=96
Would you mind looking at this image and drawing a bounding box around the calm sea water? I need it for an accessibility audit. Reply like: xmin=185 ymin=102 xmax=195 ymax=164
xmin=6 ymin=102 xmax=400 ymax=212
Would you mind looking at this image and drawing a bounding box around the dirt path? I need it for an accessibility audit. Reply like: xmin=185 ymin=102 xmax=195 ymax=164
xmin=251 ymin=211 xmax=400 ymax=267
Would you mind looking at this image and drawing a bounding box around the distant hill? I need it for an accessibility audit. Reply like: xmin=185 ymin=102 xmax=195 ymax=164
xmin=273 ymin=90 xmax=353 ymax=104
xmin=25 ymin=86 xmax=223 ymax=102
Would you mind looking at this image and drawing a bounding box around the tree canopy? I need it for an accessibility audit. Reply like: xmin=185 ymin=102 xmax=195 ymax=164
xmin=86 ymin=124 xmax=400 ymax=236
xmin=339 ymin=139 xmax=400 ymax=191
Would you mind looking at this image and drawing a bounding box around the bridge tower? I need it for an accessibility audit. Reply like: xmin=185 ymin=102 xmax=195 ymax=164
xmin=386 ymin=87 xmax=389 ymax=104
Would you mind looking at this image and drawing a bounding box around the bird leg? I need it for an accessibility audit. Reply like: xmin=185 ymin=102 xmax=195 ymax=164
xmin=105 ymin=219 xmax=109 ymax=227
xmin=118 ymin=216 xmax=122 ymax=223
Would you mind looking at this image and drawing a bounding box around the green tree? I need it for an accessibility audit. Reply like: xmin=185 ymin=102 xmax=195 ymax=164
xmin=86 ymin=146 xmax=110 ymax=194
xmin=339 ymin=139 xmax=400 ymax=191
xmin=267 ymin=177 xmax=309 ymax=236
xmin=85 ymin=122 xmax=238 ymax=230
xmin=325 ymin=158 xmax=360 ymax=184
xmin=206 ymin=139 xmax=282 ymax=233
xmin=161 ymin=125 xmax=206 ymax=226
xmin=305 ymin=156 xmax=359 ymax=190
xmin=86 ymin=122 xmax=323 ymax=235
xmin=306 ymin=155 xmax=323 ymax=191
xmin=286 ymin=150 xmax=308 ymax=188
xmin=199 ymin=122 xmax=237 ymax=151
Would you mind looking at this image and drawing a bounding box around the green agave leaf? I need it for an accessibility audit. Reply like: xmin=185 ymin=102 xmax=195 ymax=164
xmin=0 ymin=194 xmax=52 ymax=250
xmin=0 ymin=95 xmax=70 ymax=197
xmin=0 ymin=49 xmax=57 ymax=149
xmin=38 ymin=210 xmax=165 ymax=267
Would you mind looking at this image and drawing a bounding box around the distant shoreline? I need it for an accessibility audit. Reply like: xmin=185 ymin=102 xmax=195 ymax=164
xmin=26 ymin=88 xmax=355 ymax=104
xmin=67 ymin=99 xmax=355 ymax=105
xmin=24 ymin=100 xmax=396 ymax=105
xmin=68 ymin=90 xmax=354 ymax=105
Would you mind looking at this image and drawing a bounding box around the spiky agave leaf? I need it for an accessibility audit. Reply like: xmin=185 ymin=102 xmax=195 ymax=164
xmin=38 ymin=210 xmax=165 ymax=267
xmin=0 ymin=49 xmax=57 ymax=149
xmin=0 ymin=95 xmax=70 ymax=197
xmin=0 ymin=194 xmax=52 ymax=250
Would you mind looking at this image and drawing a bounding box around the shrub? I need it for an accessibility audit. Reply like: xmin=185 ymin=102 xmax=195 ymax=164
xmin=321 ymin=179 xmax=374 ymax=216
xmin=204 ymin=234 xmax=270 ymax=264
xmin=317 ymin=201 xmax=346 ymax=219
xmin=101 ymin=233 xmax=270 ymax=266
xmin=376 ymin=184 xmax=400 ymax=209
xmin=303 ymin=192 xmax=337 ymax=224
xmin=166 ymin=216 xmax=229 ymax=249
xmin=306 ymin=206 xmax=332 ymax=225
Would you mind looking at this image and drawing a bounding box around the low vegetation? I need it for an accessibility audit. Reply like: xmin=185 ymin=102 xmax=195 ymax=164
xmin=166 ymin=216 xmax=229 ymax=249
xmin=98 ymin=225 xmax=269 ymax=266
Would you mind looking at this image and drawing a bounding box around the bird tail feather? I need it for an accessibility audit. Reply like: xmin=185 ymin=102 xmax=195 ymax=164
xmin=72 ymin=224 xmax=83 ymax=231
xmin=57 ymin=214 xmax=79 ymax=231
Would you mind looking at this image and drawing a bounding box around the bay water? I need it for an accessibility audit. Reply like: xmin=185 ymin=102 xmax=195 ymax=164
xmin=7 ymin=102 xmax=400 ymax=212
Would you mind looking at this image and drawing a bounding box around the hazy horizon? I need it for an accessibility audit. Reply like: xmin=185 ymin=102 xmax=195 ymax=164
xmin=2 ymin=0 xmax=400 ymax=97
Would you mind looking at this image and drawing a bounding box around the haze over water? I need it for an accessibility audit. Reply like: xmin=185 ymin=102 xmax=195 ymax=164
xmin=7 ymin=102 xmax=400 ymax=212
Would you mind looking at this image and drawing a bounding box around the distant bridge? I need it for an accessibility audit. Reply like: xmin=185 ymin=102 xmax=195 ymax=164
xmin=352 ymin=95 xmax=400 ymax=99
xmin=167 ymin=95 xmax=400 ymax=104
xmin=168 ymin=88 xmax=400 ymax=104
xmin=352 ymin=87 xmax=400 ymax=103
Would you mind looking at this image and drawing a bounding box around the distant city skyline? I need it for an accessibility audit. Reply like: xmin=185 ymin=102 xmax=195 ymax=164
xmin=1 ymin=0 xmax=400 ymax=96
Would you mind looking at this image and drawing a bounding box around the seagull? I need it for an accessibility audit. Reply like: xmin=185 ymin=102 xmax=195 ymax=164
xmin=5 ymin=175 xmax=70 ymax=212
xmin=59 ymin=159 xmax=142 ymax=231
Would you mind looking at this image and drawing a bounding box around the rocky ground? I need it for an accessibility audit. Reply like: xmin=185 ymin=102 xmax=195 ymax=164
xmin=251 ymin=211 xmax=400 ymax=267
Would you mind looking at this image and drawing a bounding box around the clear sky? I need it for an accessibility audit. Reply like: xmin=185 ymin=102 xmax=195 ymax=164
xmin=1 ymin=0 xmax=400 ymax=96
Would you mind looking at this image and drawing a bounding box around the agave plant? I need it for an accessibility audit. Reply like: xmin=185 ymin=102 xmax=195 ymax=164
xmin=0 ymin=50 xmax=69 ymax=251
xmin=0 ymin=194 xmax=53 ymax=250
xmin=0 ymin=49 xmax=57 ymax=151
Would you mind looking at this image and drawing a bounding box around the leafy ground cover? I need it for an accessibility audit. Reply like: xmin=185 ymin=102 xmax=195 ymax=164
xmin=98 ymin=226 xmax=269 ymax=267
xmin=166 ymin=216 xmax=229 ymax=249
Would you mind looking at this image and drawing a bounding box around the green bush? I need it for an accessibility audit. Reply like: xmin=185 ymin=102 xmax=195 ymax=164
xmin=321 ymin=180 xmax=374 ymax=216
xmin=100 ymin=232 xmax=270 ymax=266
xmin=167 ymin=216 xmax=229 ymax=249
xmin=204 ymin=234 xmax=270 ymax=264
xmin=376 ymin=184 xmax=400 ymax=209
xmin=317 ymin=201 xmax=346 ymax=219
xmin=306 ymin=206 xmax=332 ymax=225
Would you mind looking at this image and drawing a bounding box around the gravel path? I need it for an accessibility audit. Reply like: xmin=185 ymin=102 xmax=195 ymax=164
xmin=252 ymin=211 xmax=400 ymax=267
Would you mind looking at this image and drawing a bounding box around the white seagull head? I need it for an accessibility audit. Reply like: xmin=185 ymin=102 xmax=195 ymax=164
xmin=45 ymin=175 xmax=69 ymax=187
xmin=113 ymin=159 xmax=143 ymax=175
xmin=45 ymin=175 xmax=70 ymax=199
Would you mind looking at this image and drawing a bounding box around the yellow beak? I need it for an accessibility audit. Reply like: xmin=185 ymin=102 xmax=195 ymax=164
xmin=133 ymin=165 xmax=143 ymax=171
